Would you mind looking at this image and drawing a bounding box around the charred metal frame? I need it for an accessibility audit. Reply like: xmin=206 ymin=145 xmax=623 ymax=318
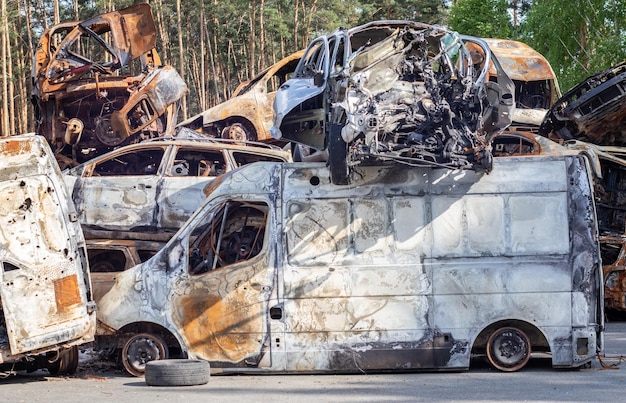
xmin=31 ymin=4 xmax=187 ymax=168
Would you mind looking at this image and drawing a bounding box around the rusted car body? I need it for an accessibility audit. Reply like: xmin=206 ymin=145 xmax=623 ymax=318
xmin=179 ymin=50 xmax=305 ymax=142
xmin=534 ymin=62 xmax=626 ymax=312
xmin=96 ymin=155 xmax=602 ymax=376
xmin=469 ymin=39 xmax=560 ymax=158
xmin=31 ymin=4 xmax=187 ymax=169
xmin=480 ymin=38 xmax=561 ymax=132
xmin=271 ymin=21 xmax=514 ymax=184
xmin=539 ymin=61 xmax=626 ymax=144
xmin=86 ymin=239 xmax=164 ymax=304
xmin=0 ymin=135 xmax=96 ymax=376
xmin=63 ymin=134 xmax=291 ymax=236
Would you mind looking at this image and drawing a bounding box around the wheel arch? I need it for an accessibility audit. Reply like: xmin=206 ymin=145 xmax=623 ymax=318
xmin=219 ymin=116 xmax=260 ymax=141
xmin=471 ymin=319 xmax=551 ymax=356
xmin=117 ymin=321 xmax=187 ymax=359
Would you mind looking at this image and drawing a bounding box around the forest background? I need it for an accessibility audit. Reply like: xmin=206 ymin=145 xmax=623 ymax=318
xmin=0 ymin=0 xmax=625 ymax=136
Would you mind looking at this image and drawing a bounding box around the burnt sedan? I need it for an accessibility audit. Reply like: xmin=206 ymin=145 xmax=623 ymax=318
xmin=179 ymin=50 xmax=305 ymax=142
xmin=63 ymin=135 xmax=291 ymax=236
xmin=271 ymin=21 xmax=514 ymax=184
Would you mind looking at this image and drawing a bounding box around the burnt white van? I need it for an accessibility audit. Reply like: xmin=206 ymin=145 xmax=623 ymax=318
xmin=0 ymin=135 xmax=96 ymax=376
xmin=97 ymin=154 xmax=603 ymax=376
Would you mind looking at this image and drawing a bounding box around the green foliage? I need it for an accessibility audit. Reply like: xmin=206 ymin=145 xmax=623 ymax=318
xmin=447 ymin=0 xmax=512 ymax=38
xmin=521 ymin=0 xmax=626 ymax=92
xmin=358 ymin=0 xmax=446 ymax=24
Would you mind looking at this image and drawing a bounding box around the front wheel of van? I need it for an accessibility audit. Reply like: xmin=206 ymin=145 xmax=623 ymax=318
xmin=122 ymin=333 xmax=168 ymax=377
xmin=486 ymin=326 xmax=531 ymax=372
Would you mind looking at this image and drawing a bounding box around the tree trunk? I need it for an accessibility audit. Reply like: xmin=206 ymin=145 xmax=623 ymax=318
xmin=249 ymin=0 xmax=256 ymax=77
xmin=23 ymin=0 xmax=34 ymax=132
xmin=153 ymin=0 xmax=171 ymax=63
xmin=1 ymin=0 xmax=8 ymax=136
xmin=259 ymin=0 xmax=265 ymax=70
xmin=293 ymin=0 xmax=299 ymax=49
xmin=7 ymin=17 xmax=14 ymax=136
xmin=304 ymin=0 xmax=319 ymax=46
xmin=14 ymin=28 xmax=27 ymax=135
xmin=176 ymin=0 xmax=187 ymax=119
xmin=199 ymin=2 xmax=206 ymax=111
xmin=53 ymin=0 xmax=59 ymax=25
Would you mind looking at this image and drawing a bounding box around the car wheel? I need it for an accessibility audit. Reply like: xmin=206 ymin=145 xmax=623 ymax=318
xmin=121 ymin=333 xmax=168 ymax=377
xmin=47 ymin=345 xmax=79 ymax=376
xmin=327 ymin=123 xmax=350 ymax=185
xmin=486 ymin=326 xmax=531 ymax=372
xmin=222 ymin=123 xmax=254 ymax=142
xmin=144 ymin=359 xmax=210 ymax=386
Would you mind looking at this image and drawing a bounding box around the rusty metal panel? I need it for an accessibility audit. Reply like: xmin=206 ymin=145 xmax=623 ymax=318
xmin=53 ymin=274 xmax=82 ymax=313
xmin=0 ymin=135 xmax=95 ymax=358
xmin=483 ymin=38 xmax=558 ymax=82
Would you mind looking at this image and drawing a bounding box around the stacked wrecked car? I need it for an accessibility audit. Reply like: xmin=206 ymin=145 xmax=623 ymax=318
xmin=271 ymin=21 xmax=514 ymax=184
xmin=31 ymin=4 xmax=187 ymax=169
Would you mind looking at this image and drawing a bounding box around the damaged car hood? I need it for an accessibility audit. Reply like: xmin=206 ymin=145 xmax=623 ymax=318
xmin=539 ymin=61 xmax=626 ymax=145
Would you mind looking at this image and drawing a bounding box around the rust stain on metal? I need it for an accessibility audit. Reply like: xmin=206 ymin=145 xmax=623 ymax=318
xmin=0 ymin=140 xmax=31 ymax=156
xmin=173 ymin=287 xmax=262 ymax=363
xmin=54 ymin=274 xmax=83 ymax=313
xmin=482 ymin=39 xmax=558 ymax=82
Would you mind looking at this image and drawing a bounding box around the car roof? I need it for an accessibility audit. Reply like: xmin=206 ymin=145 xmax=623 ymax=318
xmin=66 ymin=134 xmax=290 ymax=172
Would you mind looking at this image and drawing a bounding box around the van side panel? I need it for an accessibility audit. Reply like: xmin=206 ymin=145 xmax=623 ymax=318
xmin=280 ymin=156 xmax=600 ymax=371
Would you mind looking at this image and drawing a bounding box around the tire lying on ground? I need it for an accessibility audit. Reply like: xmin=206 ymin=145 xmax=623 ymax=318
xmin=144 ymin=359 xmax=210 ymax=386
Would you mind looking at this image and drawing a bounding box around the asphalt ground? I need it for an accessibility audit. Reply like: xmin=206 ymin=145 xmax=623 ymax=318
xmin=2 ymin=320 xmax=626 ymax=403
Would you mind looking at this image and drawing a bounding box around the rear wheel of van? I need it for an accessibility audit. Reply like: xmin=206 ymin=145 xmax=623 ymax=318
xmin=121 ymin=333 xmax=168 ymax=377
xmin=47 ymin=345 xmax=79 ymax=376
xmin=144 ymin=359 xmax=210 ymax=386
xmin=486 ymin=326 xmax=531 ymax=372
xmin=327 ymin=123 xmax=350 ymax=185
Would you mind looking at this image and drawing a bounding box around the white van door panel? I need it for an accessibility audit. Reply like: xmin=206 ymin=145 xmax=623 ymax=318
xmin=0 ymin=175 xmax=92 ymax=355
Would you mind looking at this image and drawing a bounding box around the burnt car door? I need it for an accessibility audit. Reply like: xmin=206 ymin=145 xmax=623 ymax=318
xmin=171 ymin=200 xmax=275 ymax=367
xmin=70 ymin=145 xmax=166 ymax=232
xmin=0 ymin=136 xmax=95 ymax=356
xmin=271 ymin=36 xmax=330 ymax=149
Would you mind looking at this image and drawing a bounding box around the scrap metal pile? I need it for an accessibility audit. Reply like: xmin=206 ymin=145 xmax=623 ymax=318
xmin=31 ymin=4 xmax=187 ymax=169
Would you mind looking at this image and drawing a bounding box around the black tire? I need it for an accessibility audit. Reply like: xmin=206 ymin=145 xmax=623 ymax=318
xmin=144 ymin=359 xmax=210 ymax=386
xmin=486 ymin=326 xmax=531 ymax=372
xmin=327 ymin=123 xmax=350 ymax=185
xmin=121 ymin=333 xmax=168 ymax=377
xmin=47 ymin=345 xmax=79 ymax=376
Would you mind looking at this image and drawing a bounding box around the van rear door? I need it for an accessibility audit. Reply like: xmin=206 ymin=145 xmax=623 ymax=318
xmin=0 ymin=136 xmax=95 ymax=355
